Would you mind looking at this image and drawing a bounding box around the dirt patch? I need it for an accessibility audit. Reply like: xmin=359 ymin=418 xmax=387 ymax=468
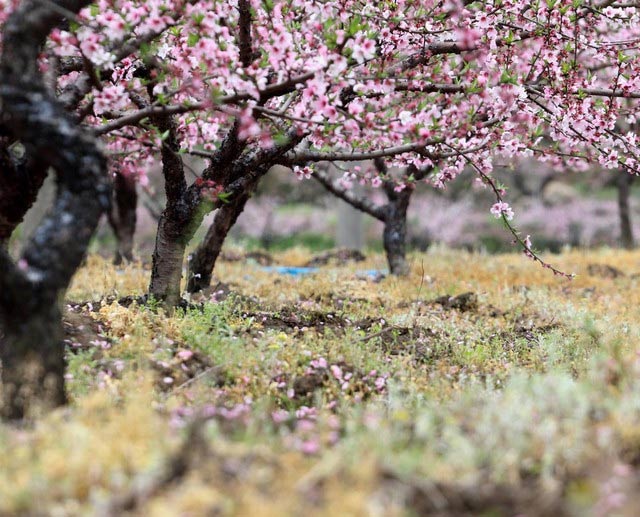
xmin=382 ymin=474 xmax=567 ymax=517
xmin=587 ymin=263 xmax=625 ymax=279
xmin=151 ymin=346 xmax=226 ymax=392
xmin=398 ymin=292 xmax=485 ymax=314
xmin=310 ymin=292 xmax=374 ymax=309
xmin=221 ymin=250 xmax=274 ymax=265
xmin=305 ymin=248 xmax=366 ymax=267
xmin=240 ymin=307 xmax=349 ymax=334
xmin=63 ymin=306 xmax=112 ymax=351
xmin=277 ymin=359 xmax=387 ymax=406
xmin=188 ymin=282 xmax=262 ymax=309
xmin=431 ymin=292 xmax=479 ymax=312
xmin=292 ymin=372 xmax=327 ymax=398
xmin=356 ymin=322 xmax=447 ymax=363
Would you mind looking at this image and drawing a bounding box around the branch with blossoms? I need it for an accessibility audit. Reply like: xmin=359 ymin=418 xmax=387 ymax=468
xmin=310 ymin=165 xmax=387 ymax=221
xmin=445 ymin=144 xmax=575 ymax=279
xmin=283 ymin=141 xmax=489 ymax=165
xmin=525 ymin=91 xmax=640 ymax=175
xmin=92 ymin=71 xmax=317 ymax=136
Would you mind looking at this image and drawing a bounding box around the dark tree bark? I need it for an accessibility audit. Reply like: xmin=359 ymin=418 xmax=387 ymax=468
xmin=0 ymin=137 xmax=49 ymax=247
xmin=147 ymin=116 xmax=245 ymax=306
xmin=0 ymin=0 xmax=109 ymax=419
xmin=107 ymin=170 xmax=138 ymax=264
xmin=381 ymin=181 xmax=413 ymax=276
xmin=186 ymin=189 xmax=252 ymax=294
xmin=617 ymin=172 xmax=635 ymax=249
xmin=148 ymin=114 xmax=194 ymax=307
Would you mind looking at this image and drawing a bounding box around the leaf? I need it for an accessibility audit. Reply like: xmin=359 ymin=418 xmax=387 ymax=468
xmin=187 ymin=33 xmax=200 ymax=47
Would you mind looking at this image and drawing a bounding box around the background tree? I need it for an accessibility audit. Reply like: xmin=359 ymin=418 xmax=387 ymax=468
xmin=108 ymin=169 xmax=138 ymax=263
xmin=310 ymin=160 xmax=434 ymax=276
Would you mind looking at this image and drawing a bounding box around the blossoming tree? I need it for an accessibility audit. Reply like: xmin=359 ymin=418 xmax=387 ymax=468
xmin=3 ymin=0 xmax=640 ymax=414
xmin=183 ymin=0 xmax=640 ymax=284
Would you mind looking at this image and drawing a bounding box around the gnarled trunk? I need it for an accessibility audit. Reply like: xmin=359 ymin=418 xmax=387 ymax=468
xmin=147 ymin=110 xmax=191 ymax=307
xmin=149 ymin=127 xmax=299 ymax=306
xmin=0 ymin=0 xmax=109 ymax=419
xmin=187 ymin=193 xmax=250 ymax=293
xmin=0 ymin=299 xmax=65 ymax=418
xmin=108 ymin=170 xmax=137 ymax=264
xmin=382 ymin=200 xmax=411 ymax=276
xmin=617 ymin=172 xmax=634 ymax=249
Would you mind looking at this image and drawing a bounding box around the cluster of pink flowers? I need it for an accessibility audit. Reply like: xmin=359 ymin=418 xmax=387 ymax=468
xmin=2 ymin=0 xmax=634 ymax=185
xmin=93 ymin=84 xmax=130 ymax=116
xmin=2 ymin=0 xmax=640 ymax=265
xmin=490 ymin=201 xmax=515 ymax=221
xmin=194 ymin=177 xmax=224 ymax=202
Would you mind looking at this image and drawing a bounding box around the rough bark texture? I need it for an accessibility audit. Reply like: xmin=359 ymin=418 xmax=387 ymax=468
xmin=108 ymin=170 xmax=138 ymax=264
xmin=187 ymin=191 xmax=252 ymax=293
xmin=148 ymin=120 xmax=247 ymax=305
xmin=0 ymin=0 xmax=109 ymax=419
xmin=237 ymin=0 xmax=254 ymax=68
xmin=0 ymin=136 xmax=49 ymax=245
xmin=617 ymin=172 xmax=635 ymax=249
xmin=382 ymin=181 xmax=412 ymax=276
xmin=148 ymin=114 xmax=192 ymax=307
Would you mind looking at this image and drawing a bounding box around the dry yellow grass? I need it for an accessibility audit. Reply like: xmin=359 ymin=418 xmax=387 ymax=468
xmin=5 ymin=248 xmax=640 ymax=515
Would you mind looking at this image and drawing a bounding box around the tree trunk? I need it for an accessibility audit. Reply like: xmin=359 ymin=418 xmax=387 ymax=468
xmin=0 ymin=138 xmax=49 ymax=246
xmin=0 ymin=0 xmax=109 ymax=419
xmin=149 ymin=126 xmax=299 ymax=306
xmin=149 ymin=210 xmax=190 ymax=307
xmin=0 ymin=301 xmax=65 ymax=418
xmin=147 ymin=108 xmax=190 ymax=307
xmin=382 ymin=183 xmax=412 ymax=276
xmin=617 ymin=172 xmax=634 ymax=249
xmin=187 ymin=193 xmax=250 ymax=293
xmin=108 ymin=171 xmax=137 ymax=264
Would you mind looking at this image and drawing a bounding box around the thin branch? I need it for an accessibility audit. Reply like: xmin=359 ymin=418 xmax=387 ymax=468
xmin=285 ymin=141 xmax=488 ymax=165
xmin=285 ymin=142 xmax=439 ymax=163
xmin=237 ymin=0 xmax=253 ymax=68
xmin=93 ymin=103 xmax=206 ymax=135
xmin=444 ymin=143 xmax=573 ymax=278
xmin=93 ymin=72 xmax=317 ymax=136
xmin=312 ymin=166 xmax=386 ymax=221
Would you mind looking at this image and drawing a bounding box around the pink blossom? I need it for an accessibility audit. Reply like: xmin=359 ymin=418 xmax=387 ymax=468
xmin=330 ymin=365 xmax=343 ymax=380
xmin=300 ymin=439 xmax=321 ymax=455
xmin=93 ymin=84 xmax=130 ymax=116
xmin=271 ymin=409 xmax=289 ymax=423
xmin=176 ymin=350 xmax=194 ymax=361
xmin=310 ymin=357 xmax=328 ymax=369
xmin=490 ymin=201 xmax=514 ymax=221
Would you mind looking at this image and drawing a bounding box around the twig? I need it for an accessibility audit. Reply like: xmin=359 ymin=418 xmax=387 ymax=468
xmin=357 ymin=326 xmax=396 ymax=344
xmin=172 ymin=366 xmax=218 ymax=393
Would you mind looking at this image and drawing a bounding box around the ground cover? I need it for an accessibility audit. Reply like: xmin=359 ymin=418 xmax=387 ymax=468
xmin=3 ymin=248 xmax=640 ymax=515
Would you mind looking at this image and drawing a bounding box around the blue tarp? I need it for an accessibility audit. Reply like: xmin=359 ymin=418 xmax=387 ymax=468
xmin=260 ymin=266 xmax=319 ymax=276
xmin=259 ymin=266 xmax=386 ymax=279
